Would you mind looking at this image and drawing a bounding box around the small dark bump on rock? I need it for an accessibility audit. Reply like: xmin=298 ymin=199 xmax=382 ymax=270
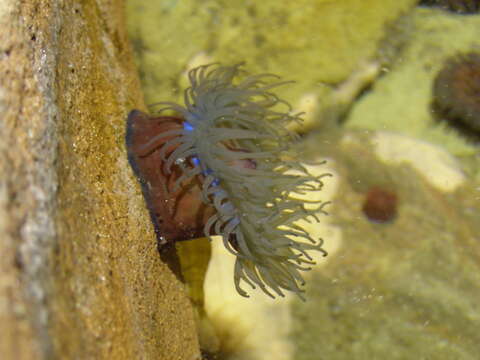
xmin=432 ymin=52 xmax=480 ymax=136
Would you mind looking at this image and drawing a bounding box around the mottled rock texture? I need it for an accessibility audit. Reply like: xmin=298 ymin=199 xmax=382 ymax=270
xmin=127 ymin=0 xmax=418 ymax=130
xmin=347 ymin=8 xmax=480 ymax=156
xmin=0 ymin=1 xmax=200 ymax=359
xmin=291 ymin=131 xmax=480 ymax=360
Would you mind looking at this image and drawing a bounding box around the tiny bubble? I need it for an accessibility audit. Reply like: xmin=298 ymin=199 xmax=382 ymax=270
xmin=158 ymin=236 xmax=167 ymax=245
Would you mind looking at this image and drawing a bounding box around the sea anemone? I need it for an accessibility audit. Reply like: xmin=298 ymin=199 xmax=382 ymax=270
xmin=432 ymin=52 xmax=480 ymax=134
xmin=132 ymin=63 xmax=330 ymax=299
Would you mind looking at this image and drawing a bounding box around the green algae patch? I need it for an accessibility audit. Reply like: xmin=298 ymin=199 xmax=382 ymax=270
xmin=346 ymin=8 xmax=480 ymax=156
xmin=127 ymin=0 xmax=417 ymax=115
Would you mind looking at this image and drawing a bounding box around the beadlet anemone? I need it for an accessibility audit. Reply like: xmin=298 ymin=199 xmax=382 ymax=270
xmin=127 ymin=63 xmax=330 ymax=299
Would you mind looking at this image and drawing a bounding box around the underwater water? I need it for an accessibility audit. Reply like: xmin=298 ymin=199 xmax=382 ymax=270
xmin=127 ymin=1 xmax=480 ymax=359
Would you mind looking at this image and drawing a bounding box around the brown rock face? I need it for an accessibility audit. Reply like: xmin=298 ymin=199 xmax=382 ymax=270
xmin=0 ymin=1 xmax=200 ymax=359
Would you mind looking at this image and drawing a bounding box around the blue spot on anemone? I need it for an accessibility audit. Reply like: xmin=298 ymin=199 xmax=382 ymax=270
xmin=139 ymin=63 xmax=330 ymax=299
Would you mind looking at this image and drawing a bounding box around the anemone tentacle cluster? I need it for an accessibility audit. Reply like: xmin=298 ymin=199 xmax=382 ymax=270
xmin=144 ymin=63 xmax=330 ymax=299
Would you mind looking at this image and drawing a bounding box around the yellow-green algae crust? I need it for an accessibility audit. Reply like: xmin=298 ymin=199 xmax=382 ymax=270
xmin=290 ymin=130 xmax=480 ymax=360
xmin=346 ymin=8 xmax=480 ymax=156
xmin=127 ymin=0 xmax=417 ymax=123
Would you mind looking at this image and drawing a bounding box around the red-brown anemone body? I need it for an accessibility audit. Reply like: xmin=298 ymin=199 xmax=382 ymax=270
xmin=126 ymin=110 xmax=216 ymax=245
